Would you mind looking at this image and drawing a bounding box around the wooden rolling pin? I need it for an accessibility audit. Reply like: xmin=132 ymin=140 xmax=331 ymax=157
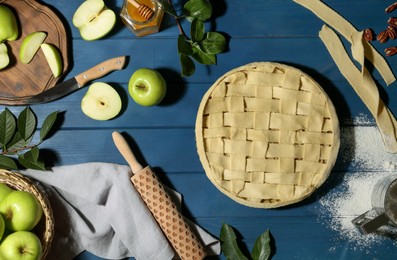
xmin=112 ymin=131 xmax=207 ymax=260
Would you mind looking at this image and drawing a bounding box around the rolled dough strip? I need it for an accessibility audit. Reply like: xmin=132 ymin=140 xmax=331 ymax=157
xmin=319 ymin=25 xmax=397 ymax=153
xmin=293 ymin=0 xmax=396 ymax=86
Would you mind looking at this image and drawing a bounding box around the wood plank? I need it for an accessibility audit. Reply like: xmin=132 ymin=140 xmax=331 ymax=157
xmin=0 ymin=80 xmax=374 ymax=128
xmin=61 ymin=38 xmax=395 ymax=85
xmin=195 ymin=216 xmax=397 ymax=260
xmin=76 ymin=215 xmax=397 ymax=259
xmin=28 ymin=125 xmax=388 ymax=173
xmin=46 ymin=0 xmax=392 ymax=39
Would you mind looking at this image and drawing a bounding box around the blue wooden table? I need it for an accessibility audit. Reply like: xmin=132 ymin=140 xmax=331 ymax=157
xmin=4 ymin=0 xmax=397 ymax=259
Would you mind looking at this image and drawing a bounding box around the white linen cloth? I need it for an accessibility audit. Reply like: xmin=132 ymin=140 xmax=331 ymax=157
xmin=21 ymin=162 xmax=220 ymax=260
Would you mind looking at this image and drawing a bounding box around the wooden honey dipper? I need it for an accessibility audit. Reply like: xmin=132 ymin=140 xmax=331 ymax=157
xmin=127 ymin=0 xmax=154 ymax=20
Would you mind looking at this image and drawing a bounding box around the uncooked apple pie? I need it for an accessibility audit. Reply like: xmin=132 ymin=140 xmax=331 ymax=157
xmin=195 ymin=62 xmax=340 ymax=208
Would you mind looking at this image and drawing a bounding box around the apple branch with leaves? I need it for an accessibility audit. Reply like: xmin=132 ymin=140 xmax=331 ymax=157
xmin=159 ymin=0 xmax=227 ymax=77
xmin=0 ymin=107 xmax=59 ymax=170
xmin=220 ymin=223 xmax=272 ymax=260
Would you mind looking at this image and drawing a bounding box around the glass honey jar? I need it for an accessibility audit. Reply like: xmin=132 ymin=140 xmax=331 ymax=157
xmin=120 ymin=0 xmax=164 ymax=37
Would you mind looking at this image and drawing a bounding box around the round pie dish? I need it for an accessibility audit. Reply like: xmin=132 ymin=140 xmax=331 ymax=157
xmin=195 ymin=62 xmax=340 ymax=208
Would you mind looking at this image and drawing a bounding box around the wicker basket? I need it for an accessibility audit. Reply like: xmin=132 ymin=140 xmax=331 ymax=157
xmin=0 ymin=169 xmax=54 ymax=260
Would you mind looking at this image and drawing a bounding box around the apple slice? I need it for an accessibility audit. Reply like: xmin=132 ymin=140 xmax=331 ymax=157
xmin=72 ymin=0 xmax=116 ymax=41
xmin=40 ymin=43 xmax=62 ymax=78
xmin=19 ymin=31 xmax=47 ymax=64
xmin=81 ymin=82 xmax=122 ymax=120
xmin=0 ymin=43 xmax=9 ymax=70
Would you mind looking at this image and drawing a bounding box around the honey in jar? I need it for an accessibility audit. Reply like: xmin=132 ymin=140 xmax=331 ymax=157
xmin=120 ymin=0 xmax=164 ymax=37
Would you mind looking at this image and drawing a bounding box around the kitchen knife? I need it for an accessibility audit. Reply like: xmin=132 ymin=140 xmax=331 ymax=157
xmin=24 ymin=56 xmax=127 ymax=104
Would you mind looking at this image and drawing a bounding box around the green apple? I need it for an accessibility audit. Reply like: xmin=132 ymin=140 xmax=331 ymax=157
xmin=72 ymin=0 xmax=116 ymax=41
xmin=0 ymin=184 xmax=13 ymax=203
xmin=0 ymin=43 xmax=9 ymax=70
xmin=0 ymin=5 xmax=18 ymax=70
xmin=128 ymin=68 xmax=167 ymax=106
xmin=40 ymin=43 xmax=63 ymax=78
xmin=0 ymin=231 xmax=42 ymax=260
xmin=0 ymin=5 xmax=18 ymax=42
xmin=81 ymin=82 xmax=122 ymax=120
xmin=0 ymin=191 xmax=43 ymax=232
xmin=19 ymin=31 xmax=47 ymax=64
xmin=0 ymin=215 xmax=5 ymax=241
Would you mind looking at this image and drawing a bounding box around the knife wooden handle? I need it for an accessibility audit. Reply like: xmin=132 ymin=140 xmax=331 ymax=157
xmin=75 ymin=56 xmax=127 ymax=87
xmin=112 ymin=131 xmax=144 ymax=173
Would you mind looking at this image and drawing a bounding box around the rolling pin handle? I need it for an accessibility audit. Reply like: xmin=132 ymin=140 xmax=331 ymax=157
xmin=112 ymin=131 xmax=144 ymax=173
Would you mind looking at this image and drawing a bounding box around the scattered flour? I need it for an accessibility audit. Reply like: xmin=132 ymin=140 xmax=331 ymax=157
xmin=339 ymin=124 xmax=397 ymax=171
xmin=318 ymin=115 xmax=397 ymax=250
xmin=319 ymin=171 xmax=397 ymax=249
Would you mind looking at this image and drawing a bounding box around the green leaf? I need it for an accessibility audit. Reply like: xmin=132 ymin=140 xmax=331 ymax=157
xmin=158 ymin=0 xmax=178 ymax=17
xmin=7 ymin=132 xmax=25 ymax=154
xmin=0 ymin=155 xmax=17 ymax=170
xmin=0 ymin=108 xmax=16 ymax=147
xmin=191 ymin=45 xmax=216 ymax=64
xmin=180 ymin=53 xmax=196 ymax=77
xmin=200 ymin=32 xmax=226 ymax=54
xmin=191 ymin=18 xmax=205 ymax=42
xmin=30 ymin=146 xmax=40 ymax=161
xmin=17 ymin=107 xmax=36 ymax=142
xmin=178 ymin=34 xmax=193 ymax=55
xmin=40 ymin=110 xmax=58 ymax=142
xmin=251 ymin=229 xmax=271 ymax=260
xmin=220 ymin=224 xmax=249 ymax=260
xmin=18 ymin=147 xmax=45 ymax=170
xmin=184 ymin=0 xmax=212 ymax=22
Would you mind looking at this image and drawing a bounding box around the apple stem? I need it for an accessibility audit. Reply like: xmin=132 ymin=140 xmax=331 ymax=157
xmin=136 ymin=83 xmax=147 ymax=89
xmin=5 ymin=208 xmax=12 ymax=220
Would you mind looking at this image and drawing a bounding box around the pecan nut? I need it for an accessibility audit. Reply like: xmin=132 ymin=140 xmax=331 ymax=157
xmin=363 ymin=28 xmax=374 ymax=41
xmin=386 ymin=2 xmax=397 ymax=13
xmin=388 ymin=25 xmax=397 ymax=39
xmin=377 ymin=30 xmax=390 ymax=43
xmin=385 ymin=46 xmax=397 ymax=56
xmin=388 ymin=17 xmax=397 ymax=27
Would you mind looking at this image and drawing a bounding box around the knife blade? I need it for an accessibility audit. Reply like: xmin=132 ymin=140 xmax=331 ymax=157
xmin=24 ymin=56 xmax=127 ymax=104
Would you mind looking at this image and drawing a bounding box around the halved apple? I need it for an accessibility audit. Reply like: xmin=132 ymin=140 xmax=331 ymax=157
xmin=81 ymin=82 xmax=122 ymax=120
xmin=19 ymin=31 xmax=47 ymax=64
xmin=0 ymin=5 xmax=19 ymax=42
xmin=0 ymin=43 xmax=9 ymax=70
xmin=40 ymin=43 xmax=62 ymax=78
xmin=72 ymin=0 xmax=116 ymax=41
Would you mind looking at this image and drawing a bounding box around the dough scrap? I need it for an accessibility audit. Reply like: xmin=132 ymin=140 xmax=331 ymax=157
xmin=319 ymin=25 xmax=397 ymax=153
xmin=293 ymin=0 xmax=395 ymax=86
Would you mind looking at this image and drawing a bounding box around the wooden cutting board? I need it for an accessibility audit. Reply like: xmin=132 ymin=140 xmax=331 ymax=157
xmin=0 ymin=0 xmax=69 ymax=105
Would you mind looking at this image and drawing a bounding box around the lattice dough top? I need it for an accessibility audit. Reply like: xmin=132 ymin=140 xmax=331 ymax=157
xmin=195 ymin=62 xmax=340 ymax=208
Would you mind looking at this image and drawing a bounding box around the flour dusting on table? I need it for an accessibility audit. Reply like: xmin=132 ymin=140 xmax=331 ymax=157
xmin=318 ymin=114 xmax=397 ymax=250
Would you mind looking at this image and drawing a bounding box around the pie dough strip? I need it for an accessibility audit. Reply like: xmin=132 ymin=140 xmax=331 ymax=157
xmin=293 ymin=0 xmax=396 ymax=86
xmin=319 ymin=25 xmax=397 ymax=153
